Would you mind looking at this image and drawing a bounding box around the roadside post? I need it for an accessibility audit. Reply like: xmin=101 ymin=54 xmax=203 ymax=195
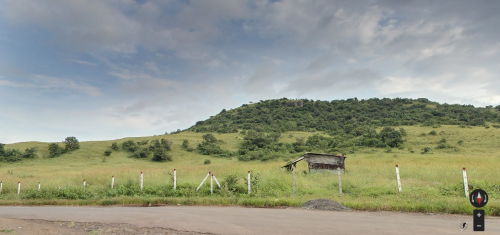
xmin=248 ymin=171 xmax=251 ymax=195
xmin=0 ymin=181 xmax=2 ymax=195
xmin=463 ymin=167 xmax=469 ymax=198
xmin=174 ymin=169 xmax=177 ymax=190
xmin=338 ymin=168 xmax=342 ymax=197
xmin=293 ymin=165 xmax=296 ymax=195
xmin=395 ymin=164 xmax=402 ymax=193
xmin=140 ymin=172 xmax=143 ymax=192
xmin=196 ymin=172 xmax=211 ymax=192
xmin=83 ymin=179 xmax=86 ymax=190
xmin=211 ymin=173 xmax=213 ymax=195
xmin=38 ymin=182 xmax=41 ymax=192
xmin=17 ymin=182 xmax=21 ymax=195
xmin=111 ymin=176 xmax=114 ymax=189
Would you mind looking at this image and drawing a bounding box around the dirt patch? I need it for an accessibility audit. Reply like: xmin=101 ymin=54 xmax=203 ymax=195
xmin=0 ymin=218 xmax=214 ymax=235
xmin=301 ymin=199 xmax=352 ymax=211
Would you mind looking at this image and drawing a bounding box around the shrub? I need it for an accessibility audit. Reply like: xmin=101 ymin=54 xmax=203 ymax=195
xmin=111 ymin=142 xmax=119 ymax=150
xmin=152 ymin=148 xmax=172 ymax=162
xmin=438 ymin=137 xmax=447 ymax=144
xmin=48 ymin=143 xmax=65 ymax=158
xmin=428 ymin=130 xmax=437 ymax=136
xmin=104 ymin=150 xmax=112 ymax=156
xmin=182 ymin=139 xmax=189 ymax=149
xmin=421 ymin=146 xmax=431 ymax=154
xmin=137 ymin=140 xmax=149 ymax=145
xmin=64 ymin=136 xmax=80 ymax=151
xmin=22 ymin=147 xmax=38 ymax=159
xmin=122 ymin=140 xmax=138 ymax=152
xmin=204 ymin=159 xmax=211 ymax=164
xmin=457 ymin=140 xmax=464 ymax=146
xmin=133 ymin=148 xmax=150 ymax=158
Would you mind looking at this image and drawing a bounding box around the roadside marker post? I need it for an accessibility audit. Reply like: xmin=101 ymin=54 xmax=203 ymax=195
xmin=38 ymin=182 xmax=41 ymax=192
xmin=17 ymin=182 xmax=21 ymax=195
xmin=463 ymin=167 xmax=469 ymax=198
xmin=83 ymin=179 xmax=86 ymax=190
xmin=196 ymin=172 xmax=211 ymax=192
xmin=248 ymin=171 xmax=251 ymax=195
xmin=213 ymin=174 xmax=220 ymax=188
xmin=111 ymin=176 xmax=114 ymax=189
xmin=338 ymin=169 xmax=342 ymax=197
xmin=173 ymin=169 xmax=177 ymax=190
xmin=293 ymin=165 xmax=296 ymax=195
xmin=211 ymin=174 xmax=213 ymax=195
xmin=395 ymin=164 xmax=402 ymax=193
xmin=140 ymin=172 xmax=143 ymax=192
xmin=0 ymin=181 xmax=3 ymax=195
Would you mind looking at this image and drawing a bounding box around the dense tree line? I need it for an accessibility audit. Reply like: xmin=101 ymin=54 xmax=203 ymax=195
xmin=188 ymin=98 xmax=499 ymax=135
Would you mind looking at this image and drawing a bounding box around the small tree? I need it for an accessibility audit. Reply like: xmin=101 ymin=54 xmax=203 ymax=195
xmin=48 ymin=143 xmax=64 ymax=158
xmin=111 ymin=142 xmax=119 ymax=150
xmin=421 ymin=146 xmax=431 ymax=154
xmin=64 ymin=136 xmax=80 ymax=151
xmin=104 ymin=150 xmax=112 ymax=156
xmin=204 ymin=159 xmax=211 ymax=164
xmin=22 ymin=147 xmax=38 ymax=158
xmin=182 ymin=139 xmax=189 ymax=149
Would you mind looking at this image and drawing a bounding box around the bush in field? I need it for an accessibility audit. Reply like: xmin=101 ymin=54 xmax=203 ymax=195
xmin=457 ymin=139 xmax=464 ymax=146
xmin=133 ymin=148 xmax=150 ymax=158
xmin=204 ymin=159 xmax=211 ymax=164
xmin=152 ymin=148 xmax=171 ymax=162
xmin=0 ymin=143 xmax=5 ymax=156
xmin=0 ymin=148 xmax=23 ymax=162
xmin=429 ymin=130 xmax=437 ymax=136
xmin=64 ymin=136 xmax=80 ymax=151
xmin=22 ymin=147 xmax=38 ymax=158
xmin=421 ymin=146 xmax=431 ymax=154
xmin=122 ymin=140 xmax=138 ymax=152
xmin=182 ymin=139 xmax=189 ymax=149
xmin=48 ymin=143 xmax=65 ymax=158
xmin=104 ymin=150 xmax=112 ymax=156
xmin=111 ymin=142 xmax=119 ymax=150
xmin=137 ymin=140 xmax=149 ymax=145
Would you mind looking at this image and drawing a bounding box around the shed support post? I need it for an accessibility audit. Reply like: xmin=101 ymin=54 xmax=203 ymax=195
xmin=338 ymin=168 xmax=342 ymax=197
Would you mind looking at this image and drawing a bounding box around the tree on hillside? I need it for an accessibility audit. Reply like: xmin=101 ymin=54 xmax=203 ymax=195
xmin=48 ymin=143 xmax=64 ymax=158
xmin=64 ymin=136 xmax=80 ymax=151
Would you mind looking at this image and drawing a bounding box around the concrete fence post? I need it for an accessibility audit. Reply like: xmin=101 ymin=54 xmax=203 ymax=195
xmin=83 ymin=179 xmax=86 ymax=190
xmin=293 ymin=165 xmax=296 ymax=195
xmin=111 ymin=176 xmax=114 ymax=189
xmin=211 ymin=173 xmax=213 ymax=195
xmin=17 ymin=182 xmax=21 ymax=195
xmin=463 ymin=167 xmax=469 ymax=198
xmin=395 ymin=164 xmax=402 ymax=193
xmin=0 ymin=181 xmax=2 ymax=195
xmin=338 ymin=168 xmax=342 ymax=197
xmin=174 ymin=169 xmax=177 ymax=190
xmin=38 ymin=182 xmax=41 ymax=192
xmin=196 ymin=172 xmax=211 ymax=192
xmin=140 ymin=172 xmax=143 ymax=192
xmin=248 ymin=171 xmax=251 ymax=195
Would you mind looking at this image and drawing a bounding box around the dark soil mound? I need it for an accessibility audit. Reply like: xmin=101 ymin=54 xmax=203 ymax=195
xmin=302 ymin=199 xmax=352 ymax=211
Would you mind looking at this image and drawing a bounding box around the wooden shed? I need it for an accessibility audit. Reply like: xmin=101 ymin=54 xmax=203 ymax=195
xmin=283 ymin=152 xmax=347 ymax=173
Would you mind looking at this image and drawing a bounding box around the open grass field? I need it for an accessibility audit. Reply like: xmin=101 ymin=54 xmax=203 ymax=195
xmin=1 ymin=125 xmax=499 ymax=215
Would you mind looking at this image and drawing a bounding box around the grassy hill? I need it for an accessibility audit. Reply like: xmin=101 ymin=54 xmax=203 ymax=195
xmin=0 ymin=98 xmax=499 ymax=216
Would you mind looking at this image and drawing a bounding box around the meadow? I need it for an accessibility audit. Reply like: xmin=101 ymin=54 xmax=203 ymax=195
xmin=0 ymin=125 xmax=499 ymax=216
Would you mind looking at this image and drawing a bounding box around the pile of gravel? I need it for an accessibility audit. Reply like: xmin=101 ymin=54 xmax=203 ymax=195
xmin=301 ymin=199 xmax=352 ymax=211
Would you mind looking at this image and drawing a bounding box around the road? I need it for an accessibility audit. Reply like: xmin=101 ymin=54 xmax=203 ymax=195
xmin=0 ymin=206 xmax=499 ymax=234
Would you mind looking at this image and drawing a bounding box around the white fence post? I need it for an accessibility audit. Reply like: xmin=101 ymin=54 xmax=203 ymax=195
xmin=248 ymin=171 xmax=251 ymax=195
xmin=213 ymin=175 xmax=221 ymax=188
xmin=293 ymin=165 xmax=296 ymax=195
xmin=140 ymin=172 xmax=143 ymax=192
xmin=111 ymin=176 xmax=114 ymax=189
xmin=463 ymin=167 xmax=469 ymax=198
xmin=338 ymin=168 xmax=342 ymax=197
xmin=83 ymin=179 xmax=86 ymax=190
xmin=0 ymin=181 xmax=2 ymax=195
xmin=395 ymin=164 xmax=402 ymax=193
xmin=38 ymin=182 xmax=41 ymax=192
xmin=173 ymin=169 xmax=177 ymax=190
xmin=210 ymin=173 xmax=213 ymax=195
xmin=17 ymin=182 xmax=21 ymax=195
xmin=196 ymin=172 xmax=211 ymax=192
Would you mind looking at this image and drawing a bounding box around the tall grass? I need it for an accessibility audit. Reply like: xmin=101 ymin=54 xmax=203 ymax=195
xmin=0 ymin=125 xmax=499 ymax=215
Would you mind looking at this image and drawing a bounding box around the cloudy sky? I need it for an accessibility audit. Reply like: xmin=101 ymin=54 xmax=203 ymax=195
xmin=1 ymin=0 xmax=500 ymax=144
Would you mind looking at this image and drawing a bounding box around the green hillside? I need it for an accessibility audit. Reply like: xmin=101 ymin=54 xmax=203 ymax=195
xmin=0 ymin=98 xmax=499 ymax=215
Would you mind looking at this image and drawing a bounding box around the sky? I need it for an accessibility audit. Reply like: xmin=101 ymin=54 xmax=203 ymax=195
xmin=1 ymin=0 xmax=500 ymax=144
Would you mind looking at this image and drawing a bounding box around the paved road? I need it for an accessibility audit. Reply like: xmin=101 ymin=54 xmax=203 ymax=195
xmin=0 ymin=206 xmax=499 ymax=235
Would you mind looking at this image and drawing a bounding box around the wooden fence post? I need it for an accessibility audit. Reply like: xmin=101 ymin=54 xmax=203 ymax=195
xmin=463 ymin=167 xmax=469 ymax=198
xmin=338 ymin=168 xmax=342 ymax=197
xmin=395 ymin=164 xmax=402 ymax=193
xmin=248 ymin=171 xmax=251 ymax=195
xmin=293 ymin=165 xmax=296 ymax=195
xmin=111 ymin=176 xmax=114 ymax=189
xmin=174 ymin=169 xmax=177 ymax=190
xmin=17 ymin=182 xmax=21 ymax=195
xmin=140 ymin=172 xmax=143 ymax=192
